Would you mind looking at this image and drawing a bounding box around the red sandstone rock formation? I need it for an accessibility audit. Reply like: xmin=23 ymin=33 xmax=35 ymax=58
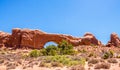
xmin=0 ymin=28 xmax=102 ymax=49
xmin=0 ymin=31 xmax=10 ymax=47
xmin=80 ymin=32 xmax=102 ymax=45
xmin=106 ymin=33 xmax=120 ymax=47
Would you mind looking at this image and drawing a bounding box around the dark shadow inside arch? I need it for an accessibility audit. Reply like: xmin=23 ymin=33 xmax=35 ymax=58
xmin=44 ymin=41 xmax=58 ymax=48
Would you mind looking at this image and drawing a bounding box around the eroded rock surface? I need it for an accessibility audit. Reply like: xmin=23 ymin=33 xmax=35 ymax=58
xmin=0 ymin=31 xmax=10 ymax=47
xmin=107 ymin=33 xmax=120 ymax=47
xmin=0 ymin=28 xmax=102 ymax=49
xmin=80 ymin=32 xmax=102 ymax=45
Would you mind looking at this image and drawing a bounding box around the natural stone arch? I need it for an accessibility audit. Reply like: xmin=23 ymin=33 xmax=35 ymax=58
xmin=36 ymin=34 xmax=66 ymax=49
xmin=43 ymin=41 xmax=58 ymax=48
xmin=1 ymin=28 xmax=102 ymax=49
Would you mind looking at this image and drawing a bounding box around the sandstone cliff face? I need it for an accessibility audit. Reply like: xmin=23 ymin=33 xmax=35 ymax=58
xmin=0 ymin=31 xmax=10 ymax=47
xmin=107 ymin=33 xmax=120 ymax=47
xmin=0 ymin=28 xmax=102 ymax=49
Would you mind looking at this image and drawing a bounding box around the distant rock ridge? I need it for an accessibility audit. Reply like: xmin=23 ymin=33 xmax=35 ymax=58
xmin=0 ymin=28 xmax=118 ymax=49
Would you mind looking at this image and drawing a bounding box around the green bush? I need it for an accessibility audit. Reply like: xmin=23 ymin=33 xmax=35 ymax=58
xmin=58 ymin=40 xmax=76 ymax=55
xmin=102 ymin=50 xmax=114 ymax=59
xmin=45 ymin=45 xmax=59 ymax=56
xmin=29 ymin=49 xmax=41 ymax=57
xmin=40 ymin=45 xmax=59 ymax=56
xmin=109 ymin=50 xmax=114 ymax=57
xmin=40 ymin=48 xmax=47 ymax=56
xmin=29 ymin=40 xmax=77 ymax=56
xmin=103 ymin=52 xmax=110 ymax=59
xmin=44 ymin=55 xmax=86 ymax=66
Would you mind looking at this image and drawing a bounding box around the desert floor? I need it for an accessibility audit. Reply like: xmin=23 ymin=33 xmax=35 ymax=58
xmin=0 ymin=46 xmax=120 ymax=70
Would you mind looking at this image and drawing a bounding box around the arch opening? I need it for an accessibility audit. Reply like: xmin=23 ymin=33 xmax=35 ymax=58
xmin=44 ymin=41 xmax=58 ymax=48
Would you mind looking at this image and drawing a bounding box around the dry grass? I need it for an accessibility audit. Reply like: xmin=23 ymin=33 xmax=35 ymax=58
xmin=70 ymin=65 xmax=85 ymax=70
xmin=88 ymin=58 xmax=99 ymax=64
xmin=94 ymin=62 xmax=111 ymax=69
xmin=107 ymin=58 xmax=118 ymax=63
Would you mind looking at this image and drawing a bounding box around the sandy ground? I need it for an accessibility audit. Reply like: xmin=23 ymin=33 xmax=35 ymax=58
xmin=0 ymin=61 xmax=120 ymax=70
xmin=1 ymin=46 xmax=120 ymax=70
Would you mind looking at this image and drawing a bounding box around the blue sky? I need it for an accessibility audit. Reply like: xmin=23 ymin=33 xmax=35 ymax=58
xmin=0 ymin=0 xmax=120 ymax=44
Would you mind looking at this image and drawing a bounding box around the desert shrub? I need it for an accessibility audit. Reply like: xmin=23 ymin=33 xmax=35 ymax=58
xmin=49 ymin=55 xmax=72 ymax=66
xmin=88 ymin=63 xmax=93 ymax=67
xmin=22 ymin=53 xmax=29 ymax=58
xmin=102 ymin=50 xmax=114 ymax=59
xmin=58 ymin=40 xmax=76 ymax=55
xmin=29 ymin=49 xmax=41 ymax=57
xmin=79 ymin=49 xmax=87 ymax=53
xmin=29 ymin=40 xmax=77 ymax=57
xmin=71 ymin=56 xmax=81 ymax=61
xmin=51 ymin=62 xmax=63 ymax=67
xmin=40 ymin=45 xmax=59 ymax=56
xmin=78 ymin=58 xmax=86 ymax=66
xmin=103 ymin=52 xmax=109 ymax=59
xmin=44 ymin=55 xmax=86 ymax=67
xmin=99 ymin=59 xmax=105 ymax=62
xmin=40 ymin=40 xmax=76 ymax=56
xmin=39 ymin=61 xmax=46 ymax=67
xmin=70 ymin=65 xmax=85 ymax=70
xmin=40 ymin=48 xmax=47 ymax=56
xmin=45 ymin=45 xmax=59 ymax=56
xmin=109 ymin=50 xmax=114 ymax=56
xmin=94 ymin=62 xmax=111 ymax=69
xmin=71 ymin=56 xmax=86 ymax=66
xmin=117 ymin=54 xmax=120 ymax=58
xmin=39 ymin=61 xmax=52 ymax=67
xmin=88 ymin=58 xmax=99 ymax=64
xmin=107 ymin=58 xmax=118 ymax=63
xmin=88 ymin=52 xmax=94 ymax=57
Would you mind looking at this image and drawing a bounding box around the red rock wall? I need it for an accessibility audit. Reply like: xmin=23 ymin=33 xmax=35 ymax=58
xmin=0 ymin=28 xmax=102 ymax=49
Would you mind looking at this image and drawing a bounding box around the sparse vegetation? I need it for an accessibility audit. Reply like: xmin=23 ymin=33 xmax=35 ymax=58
xmin=102 ymin=50 xmax=114 ymax=59
xmin=88 ymin=52 xmax=94 ymax=57
xmin=29 ymin=40 xmax=77 ymax=57
xmin=117 ymin=54 xmax=120 ymax=58
xmin=1 ymin=40 xmax=120 ymax=70
xmin=29 ymin=49 xmax=41 ymax=57
xmin=88 ymin=58 xmax=99 ymax=64
xmin=79 ymin=49 xmax=87 ymax=53
xmin=107 ymin=58 xmax=118 ymax=63
xmin=41 ymin=55 xmax=86 ymax=67
xmin=43 ymin=45 xmax=59 ymax=56
xmin=58 ymin=40 xmax=77 ymax=55
xmin=70 ymin=65 xmax=85 ymax=70
xmin=51 ymin=62 xmax=63 ymax=67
